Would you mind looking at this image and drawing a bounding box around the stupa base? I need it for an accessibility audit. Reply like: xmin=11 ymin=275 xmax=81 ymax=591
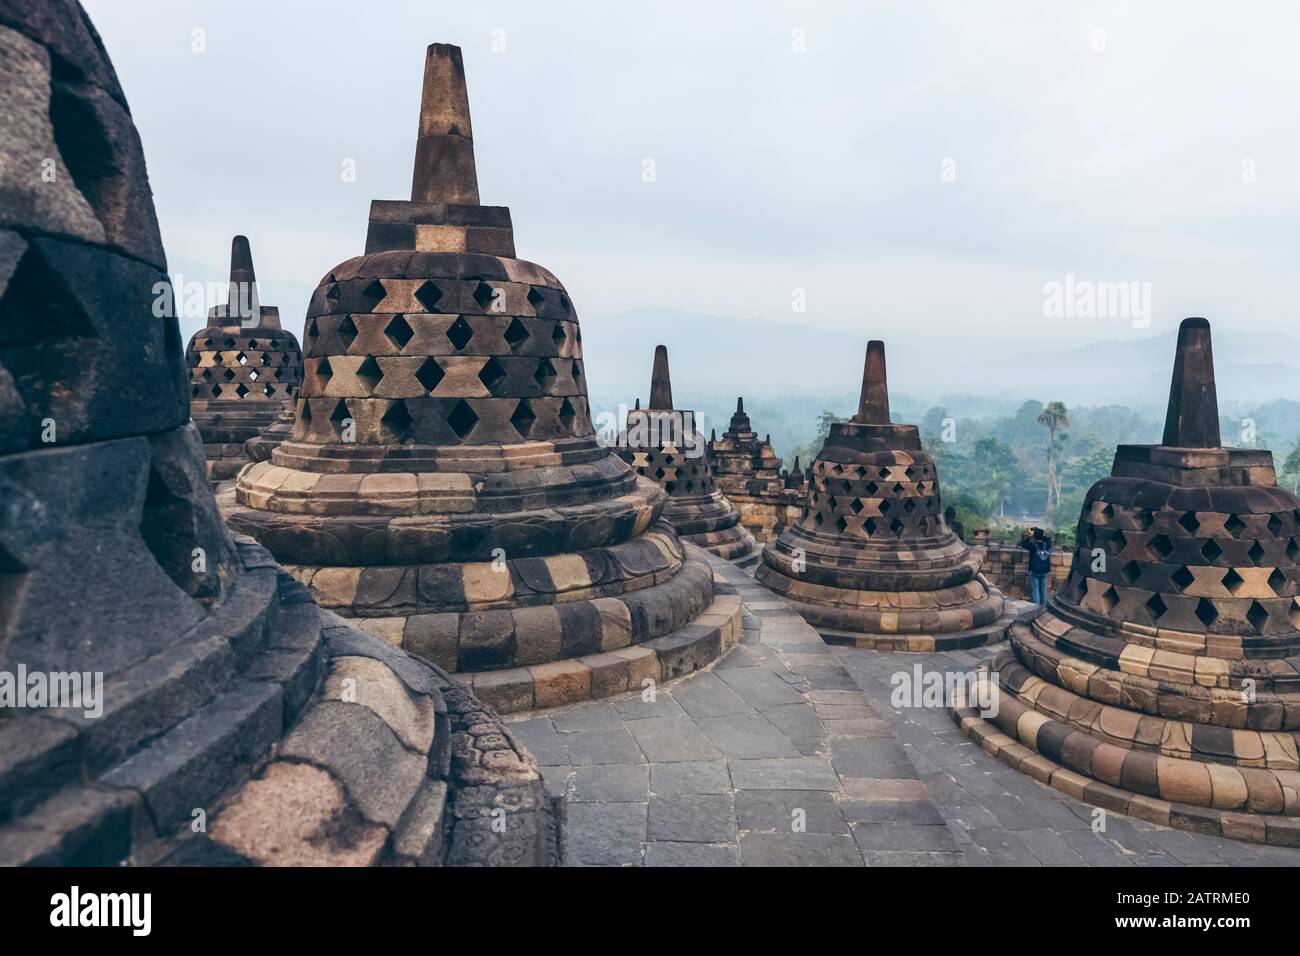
xmin=682 ymin=521 xmax=760 ymax=568
xmin=949 ymin=621 xmax=1300 ymax=847
xmin=816 ymin=602 xmax=1021 ymax=652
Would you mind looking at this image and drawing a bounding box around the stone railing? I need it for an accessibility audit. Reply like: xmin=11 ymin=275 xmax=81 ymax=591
xmin=969 ymin=532 xmax=1071 ymax=600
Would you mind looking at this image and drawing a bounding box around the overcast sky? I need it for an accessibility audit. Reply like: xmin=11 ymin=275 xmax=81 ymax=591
xmin=84 ymin=0 xmax=1300 ymax=396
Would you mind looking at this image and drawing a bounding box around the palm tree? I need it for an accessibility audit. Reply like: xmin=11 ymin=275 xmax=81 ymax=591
xmin=1037 ymin=401 xmax=1070 ymax=512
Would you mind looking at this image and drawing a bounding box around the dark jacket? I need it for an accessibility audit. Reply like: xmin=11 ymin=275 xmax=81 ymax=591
xmin=1020 ymin=535 xmax=1053 ymax=574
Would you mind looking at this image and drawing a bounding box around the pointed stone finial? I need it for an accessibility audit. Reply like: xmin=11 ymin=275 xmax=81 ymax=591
xmin=854 ymin=340 xmax=890 ymax=425
xmin=225 ymin=234 xmax=259 ymax=322
xmin=649 ymin=345 xmax=673 ymax=410
xmin=410 ymin=43 xmax=480 ymax=205
xmin=710 ymin=428 xmax=717 ymax=442
xmin=1161 ymin=318 xmax=1220 ymax=448
xmin=737 ymin=397 xmax=744 ymax=413
xmin=793 ymin=456 xmax=801 ymax=470
xmin=634 ymin=398 xmax=641 ymax=410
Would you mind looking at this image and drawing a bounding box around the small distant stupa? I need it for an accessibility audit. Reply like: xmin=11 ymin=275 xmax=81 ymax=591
xmin=757 ymin=340 xmax=1017 ymax=651
xmin=709 ymin=396 xmax=805 ymax=542
xmin=184 ymin=235 xmax=302 ymax=482
xmin=619 ymin=346 xmax=760 ymax=566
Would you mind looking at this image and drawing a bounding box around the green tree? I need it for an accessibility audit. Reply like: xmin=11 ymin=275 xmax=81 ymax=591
xmin=1037 ymin=401 xmax=1070 ymax=512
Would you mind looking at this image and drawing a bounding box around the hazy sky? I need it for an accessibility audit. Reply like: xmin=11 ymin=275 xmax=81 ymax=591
xmin=84 ymin=0 xmax=1300 ymax=396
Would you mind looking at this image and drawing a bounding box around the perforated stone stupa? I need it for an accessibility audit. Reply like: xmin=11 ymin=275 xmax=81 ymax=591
xmin=756 ymin=340 xmax=1016 ymax=651
xmin=185 ymin=235 xmax=303 ymax=482
xmin=710 ymin=397 xmax=804 ymax=543
xmin=953 ymin=318 xmax=1300 ymax=846
xmin=0 ymin=2 xmax=558 ymax=867
xmin=223 ymin=44 xmax=740 ymax=714
xmin=617 ymin=346 xmax=759 ymax=567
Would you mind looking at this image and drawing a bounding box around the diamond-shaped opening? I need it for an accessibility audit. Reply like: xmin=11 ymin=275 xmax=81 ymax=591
xmin=1171 ymin=565 xmax=1195 ymax=592
xmin=1178 ymin=511 xmax=1200 ymax=535
xmin=835 ymin=516 xmax=848 ymax=533
xmin=299 ymin=400 xmax=312 ymax=424
xmin=472 ymin=281 xmax=498 ymax=310
xmin=560 ymin=293 xmax=571 ymax=314
xmin=1096 ymin=502 xmax=1114 ymax=523
xmin=356 ymin=355 xmax=383 ymax=390
xmin=864 ymin=482 xmax=878 ymax=496
xmin=527 ymin=286 xmax=545 ymax=310
xmin=236 ymin=352 xmax=248 ymax=365
xmin=249 ymin=369 xmax=259 ymax=381
xmin=209 ymin=384 xmax=221 ymax=397
xmin=1269 ymin=568 xmax=1287 ymax=595
xmin=558 ymin=397 xmax=577 ymax=432
xmin=380 ymin=400 xmax=412 ymax=442
xmin=201 ymin=369 xmax=212 ymax=382
xmin=892 ymin=482 xmax=904 ymax=495
xmin=849 ymin=498 xmax=863 ymax=515
xmin=878 ymin=467 xmax=891 ymax=479
xmin=1249 ymin=541 xmax=1266 ymax=565
xmin=414 ymin=280 xmax=443 ymax=312
xmin=247 ymin=340 xmax=259 ymax=351
xmin=1246 ymin=599 xmax=1269 ymax=632
xmin=360 ymin=279 xmax=387 ymax=312
xmin=1100 ymin=585 xmax=1119 ymax=615
xmin=415 ymin=357 xmax=444 ymax=393
xmin=223 ymin=368 xmax=236 ymax=382
xmin=1290 ymin=598 xmax=1300 ymax=630
xmin=326 ymin=284 xmax=341 ymax=306
xmin=879 ymin=499 xmax=892 ymax=515
xmin=1194 ymin=597 xmax=1218 ymax=628
xmin=337 ymin=316 xmax=358 ymax=351
xmin=534 ymin=357 xmax=557 ymax=388
xmin=511 ymin=399 xmax=536 ymax=438
xmin=446 ymin=316 xmax=473 ymax=351
xmin=1146 ymin=592 xmax=1167 ymax=620
xmin=904 ymin=466 xmax=916 ymax=480
xmin=654 ymin=467 xmax=666 ymax=480
xmin=571 ymin=360 xmax=582 ymax=383
xmin=223 ymin=337 xmax=236 ymax=349
xmin=478 ymin=356 xmax=507 ymax=392
xmin=864 ymin=518 xmax=878 ymax=535
xmin=263 ymin=384 xmax=275 ymax=397
xmin=260 ymin=352 xmax=271 ymax=366
xmin=329 ymin=399 xmax=351 ymax=437
xmin=551 ymin=322 xmax=567 ymax=350
xmin=1224 ymin=514 xmax=1246 ymax=537
xmin=813 ymin=511 xmax=824 ymax=526
xmin=504 ymin=317 xmax=530 ymax=350
xmin=307 ymin=318 xmax=319 ymax=341
xmin=1268 ymin=515 xmax=1285 ymax=537
xmin=384 ymin=314 xmax=414 ymax=350
xmin=903 ymin=499 xmax=916 ymax=514
xmin=1150 ymin=534 xmax=1174 ymax=560
xmin=1290 ymin=538 xmax=1300 ymax=562
xmin=1222 ymin=568 xmax=1244 ymax=595
xmin=1121 ymin=561 xmax=1142 ymax=585
xmin=1107 ymin=529 xmax=1127 ymax=555
xmin=1201 ymin=539 xmax=1223 ymax=562
xmin=316 ymin=356 xmax=333 ymax=385
xmin=1134 ymin=509 xmax=1153 ymax=531
xmin=446 ymin=399 xmax=478 ymax=440
xmin=889 ymin=518 xmax=904 ymax=536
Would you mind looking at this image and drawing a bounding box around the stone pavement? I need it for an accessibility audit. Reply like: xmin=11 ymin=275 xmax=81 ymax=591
xmin=507 ymin=554 xmax=1300 ymax=866
xmin=507 ymin=554 xmax=959 ymax=866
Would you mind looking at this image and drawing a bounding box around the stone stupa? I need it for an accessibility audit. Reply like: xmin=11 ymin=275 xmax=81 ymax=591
xmin=710 ymin=397 xmax=804 ymax=542
xmin=756 ymin=340 xmax=1017 ymax=651
xmin=223 ymin=44 xmax=740 ymax=714
xmin=0 ymin=2 xmax=558 ymax=867
xmin=618 ymin=346 xmax=760 ymax=566
xmin=953 ymin=318 xmax=1300 ymax=846
xmin=185 ymin=235 xmax=303 ymax=482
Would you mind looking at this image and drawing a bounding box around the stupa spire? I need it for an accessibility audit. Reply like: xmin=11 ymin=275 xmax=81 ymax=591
xmin=649 ymin=344 xmax=673 ymax=410
xmin=1161 ymin=317 xmax=1220 ymax=448
xmin=410 ymin=43 xmax=480 ymax=205
xmin=854 ymin=340 xmax=890 ymax=425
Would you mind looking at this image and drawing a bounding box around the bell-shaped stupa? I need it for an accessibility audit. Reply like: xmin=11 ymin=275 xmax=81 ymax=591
xmin=618 ymin=346 xmax=760 ymax=566
xmin=757 ymin=340 xmax=1017 ymax=651
xmin=185 ymin=235 xmax=303 ymax=481
xmin=953 ymin=318 xmax=1300 ymax=845
xmin=223 ymin=45 xmax=739 ymax=714
xmin=710 ymin=397 xmax=805 ymax=542
xmin=0 ymin=3 xmax=557 ymax=866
